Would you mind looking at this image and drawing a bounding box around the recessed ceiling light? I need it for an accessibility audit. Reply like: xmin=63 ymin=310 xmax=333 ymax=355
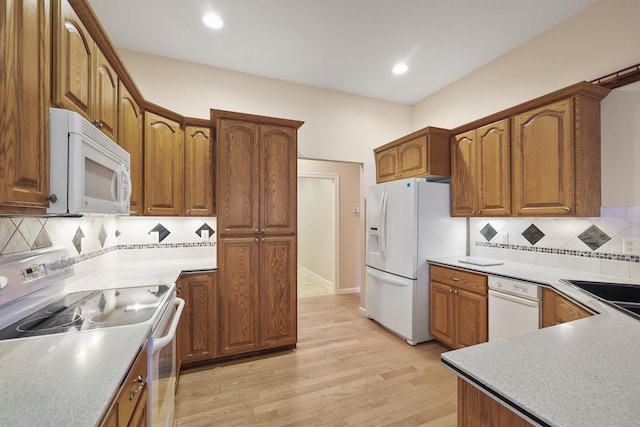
xmin=392 ymin=63 xmax=408 ymax=75
xmin=203 ymin=13 xmax=223 ymax=29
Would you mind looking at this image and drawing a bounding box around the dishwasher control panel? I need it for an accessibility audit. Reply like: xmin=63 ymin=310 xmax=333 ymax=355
xmin=488 ymin=276 xmax=541 ymax=300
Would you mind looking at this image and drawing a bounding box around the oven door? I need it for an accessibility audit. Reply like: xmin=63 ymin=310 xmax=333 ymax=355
xmin=149 ymin=297 xmax=185 ymax=427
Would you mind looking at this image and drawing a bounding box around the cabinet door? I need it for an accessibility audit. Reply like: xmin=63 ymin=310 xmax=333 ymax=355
xmin=429 ymin=281 xmax=456 ymax=348
xmin=512 ymin=99 xmax=574 ymax=216
xmin=398 ymin=136 xmax=428 ymax=179
xmin=217 ymin=120 xmax=259 ymax=236
xmin=143 ymin=112 xmax=184 ymax=216
xmin=177 ymin=273 xmax=217 ymax=365
xmin=218 ymin=237 xmax=260 ymax=356
xmin=94 ymin=49 xmax=118 ymax=141
xmin=261 ymin=125 xmax=297 ymax=235
xmin=451 ymin=130 xmax=477 ymax=216
xmin=477 ymin=120 xmax=511 ymax=216
xmin=185 ymin=126 xmax=214 ymax=216
xmin=117 ymin=82 xmax=142 ymax=214
xmin=53 ymin=0 xmax=93 ymax=119
xmin=0 ymin=0 xmax=50 ymax=214
xmin=455 ymin=288 xmax=488 ymax=348
xmin=260 ymin=236 xmax=297 ymax=348
xmin=375 ymin=147 xmax=398 ymax=183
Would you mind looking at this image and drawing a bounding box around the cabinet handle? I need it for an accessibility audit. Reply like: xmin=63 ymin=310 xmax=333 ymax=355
xmin=46 ymin=194 xmax=58 ymax=203
xmin=255 ymin=229 xmax=260 ymax=234
xmin=261 ymin=237 xmax=265 ymax=242
xmin=147 ymin=207 xmax=152 ymax=213
xmin=260 ymin=228 xmax=265 ymax=233
xmin=449 ymin=276 xmax=460 ymax=281
xmin=92 ymin=119 xmax=104 ymax=129
xmin=177 ymin=284 xmax=182 ymax=295
xmin=186 ymin=208 xmax=191 ymax=215
xmin=255 ymin=238 xmax=259 ymax=243
xmin=129 ymin=375 xmax=145 ymax=400
xmin=454 ymin=289 xmax=459 ymax=295
xmin=449 ymin=288 xmax=453 ymax=293
xmin=564 ymin=207 xmax=571 ymax=213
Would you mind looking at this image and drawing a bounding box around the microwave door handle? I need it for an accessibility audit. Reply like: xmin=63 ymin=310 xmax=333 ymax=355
xmin=121 ymin=166 xmax=132 ymax=207
xmin=151 ymin=298 xmax=185 ymax=351
xmin=111 ymin=165 xmax=132 ymax=208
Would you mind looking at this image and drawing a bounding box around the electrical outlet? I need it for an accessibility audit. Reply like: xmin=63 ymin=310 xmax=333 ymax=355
xmin=623 ymin=238 xmax=640 ymax=254
xmin=496 ymin=232 xmax=509 ymax=244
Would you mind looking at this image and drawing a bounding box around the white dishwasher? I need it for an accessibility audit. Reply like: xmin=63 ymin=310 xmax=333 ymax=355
xmin=488 ymin=276 xmax=541 ymax=341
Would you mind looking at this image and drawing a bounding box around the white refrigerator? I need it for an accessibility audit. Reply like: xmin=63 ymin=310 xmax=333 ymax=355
xmin=365 ymin=178 xmax=466 ymax=345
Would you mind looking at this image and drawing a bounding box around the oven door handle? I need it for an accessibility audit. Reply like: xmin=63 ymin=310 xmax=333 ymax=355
xmin=151 ymin=297 xmax=185 ymax=351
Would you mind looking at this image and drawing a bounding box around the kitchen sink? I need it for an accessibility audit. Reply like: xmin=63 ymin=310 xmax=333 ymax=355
xmin=564 ymin=280 xmax=640 ymax=303
xmin=563 ymin=280 xmax=640 ymax=320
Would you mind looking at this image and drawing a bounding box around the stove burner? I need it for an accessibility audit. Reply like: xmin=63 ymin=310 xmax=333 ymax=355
xmin=17 ymin=313 xmax=82 ymax=333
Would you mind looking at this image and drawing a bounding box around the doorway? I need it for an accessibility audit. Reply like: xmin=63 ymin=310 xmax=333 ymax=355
xmin=297 ymin=173 xmax=338 ymax=297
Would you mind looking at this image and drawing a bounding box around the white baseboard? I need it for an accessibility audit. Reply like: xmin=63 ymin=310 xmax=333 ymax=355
xmin=297 ymin=264 xmax=333 ymax=286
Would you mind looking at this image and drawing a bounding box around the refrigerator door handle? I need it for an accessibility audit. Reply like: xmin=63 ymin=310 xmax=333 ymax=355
xmin=380 ymin=190 xmax=388 ymax=262
xmin=366 ymin=268 xmax=410 ymax=287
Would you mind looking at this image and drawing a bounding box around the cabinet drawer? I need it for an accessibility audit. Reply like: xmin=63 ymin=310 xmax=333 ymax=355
xmin=430 ymin=265 xmax=487 ymax=295
xmin=117 ymin=346 xmax=148 ymax=424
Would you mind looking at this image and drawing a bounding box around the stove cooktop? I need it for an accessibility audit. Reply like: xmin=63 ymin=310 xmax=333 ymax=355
xmin=0 ymin=285 xmax=170 ymax=340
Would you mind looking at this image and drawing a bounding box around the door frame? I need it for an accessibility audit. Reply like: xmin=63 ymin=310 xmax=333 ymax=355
xmin=297 ymin=172 xmax=340 ymax=293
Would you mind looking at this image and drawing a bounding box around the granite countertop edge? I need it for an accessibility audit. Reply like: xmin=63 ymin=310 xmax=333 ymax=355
xmin=429 ymin=256 xmax=640 ymax=427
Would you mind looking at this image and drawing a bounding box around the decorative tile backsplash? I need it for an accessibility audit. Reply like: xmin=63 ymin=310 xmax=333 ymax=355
xmin=0 ymin=216 xmax=216 ymax=264
xmin=470 ymin=211 xmax=640 ymax=280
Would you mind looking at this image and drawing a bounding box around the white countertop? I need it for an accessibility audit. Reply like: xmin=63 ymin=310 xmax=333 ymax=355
xmin=430 ymin=256 xmax=640 ymax=427
xmin=0 ymin=256 xmax=216 ymax=427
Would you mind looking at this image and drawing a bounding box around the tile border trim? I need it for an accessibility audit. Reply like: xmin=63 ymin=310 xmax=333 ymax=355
xmin=73 ymin=241 xmax=216 ymax=264
xmin=475 ymin=241 xmax=640 ymax=262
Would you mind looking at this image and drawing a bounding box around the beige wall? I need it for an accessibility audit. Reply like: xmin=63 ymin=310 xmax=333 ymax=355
xmin=411 ymin=0 xmax=640 ymax=131
xmin=298 ymin=159 xmax=363 ymax=294
xmin=411 ymin=0 xmax=640 ymax=207
xmin=118 ymin=50 xmax=411 ymax=165
xmin=298 ymin=176 xmax=335 ymax=284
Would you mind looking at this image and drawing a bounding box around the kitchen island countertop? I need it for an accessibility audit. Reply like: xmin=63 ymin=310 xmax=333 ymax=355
xmin=430 ymin=256 xmax=640 ymax=427
xmin=0 ymin=256 xmax=216 ymax=427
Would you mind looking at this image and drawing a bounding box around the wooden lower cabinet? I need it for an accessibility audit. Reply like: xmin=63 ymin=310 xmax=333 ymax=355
xmin=458 ymin=378 xmax=533 ymax=427
xmin=218 ymin=236 xmax=297 ymax=357
xmin=100 ymin=346 xmax=148 ymax=427
xmin=430 ymin=265 xmax=488 ymax=349
xmin=177 ymin=272 xmax=217 ymax=370
xmin=541 ymin=287 xmax=592 ymax=327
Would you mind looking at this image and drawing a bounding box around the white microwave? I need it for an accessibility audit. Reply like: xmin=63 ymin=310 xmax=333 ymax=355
xmin=47 ymin=108 xmax=131 ymax=215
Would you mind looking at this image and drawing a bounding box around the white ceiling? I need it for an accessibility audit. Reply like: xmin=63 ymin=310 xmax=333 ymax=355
xmin=88 ymin=0 xmax=597 ymax=105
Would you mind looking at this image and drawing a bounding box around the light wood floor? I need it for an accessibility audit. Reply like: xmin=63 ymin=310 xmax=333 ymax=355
xmin=175 ymin=294 xmax=458 ymax=426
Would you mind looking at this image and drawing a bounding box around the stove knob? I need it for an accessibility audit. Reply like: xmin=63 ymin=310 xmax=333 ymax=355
xmin=0 ymin=276 xmax=7 ymax=290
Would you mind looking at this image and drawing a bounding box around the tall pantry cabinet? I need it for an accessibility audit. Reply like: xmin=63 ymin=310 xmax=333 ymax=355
xmin=213 ymin=109 xmax=303 ymax=357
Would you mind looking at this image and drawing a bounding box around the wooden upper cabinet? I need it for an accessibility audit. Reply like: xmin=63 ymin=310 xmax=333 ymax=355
xmin=0 ymin=0 xmax=51 ymax=214
xmin=512 ymin=99 xmax=574 ymax=216
xmin=117 ymin=82 xmax=142 ymax=214
xmin=374 ymin=127 xmax=450 ymax=183
xmin=216 ymin=119 xmax=260 ymax=236
xmin=451 ymin=81 xmax=610 ymax=217
xmin=451 ymin=130 xmax=477 ymax=216
xmin=53 ymin=0 xmax=117 ymax=139
xmin=94 ymin=48 xmax=118 ymax=141
xmin=143 ymin=112 xmax=184 ymax=216
xmin=184 ymin=126 xmax=214 ymax=216
xmin=261 ymin=125 xmax=297 ymax=235
xmin=452 ymin=120 xmax=511 ymax=216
